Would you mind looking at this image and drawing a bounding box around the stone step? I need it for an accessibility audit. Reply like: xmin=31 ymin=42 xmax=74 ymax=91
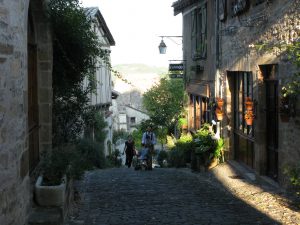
xmin=28 ymin=207 xmax=63 ymax=225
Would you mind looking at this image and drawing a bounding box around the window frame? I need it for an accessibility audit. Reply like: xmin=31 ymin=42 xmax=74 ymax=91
xmin=191 ymin=3 xmax=207 ymax=60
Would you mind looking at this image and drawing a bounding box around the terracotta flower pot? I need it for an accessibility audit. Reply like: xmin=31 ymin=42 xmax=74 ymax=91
xmin=216 ymin=98 xmax=224 ymax=108
xmin=245 ymin=102 xmax=253 ymax=110
xmin=215 ymin=108 xmax=223 ymax=121
xmin=181 ymin=124 xmax=188 ymax=129
xmin=245 ymin=97 xmax=253 ymax=110
xmin=216 ymin=112 xmax=223 ymax=121
xmin=245 ymin=118 xmax=253 ymax=125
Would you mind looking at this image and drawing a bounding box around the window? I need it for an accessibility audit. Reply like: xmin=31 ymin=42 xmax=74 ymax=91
xmin=231 ymin=71 xmax=254 ymax=168
xmin=229 ymin=0 xmax=250 ymax=17
xmin=130 ymin=117 xmax=136 ymax=124
xmin=191 ymin=3 xmax=207 ymax=60
xmin=234 ymin=72 xmax=253 ymax=137
xmin=252 ymin=0 xmax=267 ymax=6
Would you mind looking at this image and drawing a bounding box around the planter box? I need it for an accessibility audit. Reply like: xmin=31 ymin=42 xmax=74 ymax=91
xmin=35 ymin=175 xmax=66 ymax=207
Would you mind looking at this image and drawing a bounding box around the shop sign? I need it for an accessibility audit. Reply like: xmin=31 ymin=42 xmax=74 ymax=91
xmin=169 ymin=74 xmax=184 ymax=79
xmin=169 ymin=63 xmax=184 ymax=72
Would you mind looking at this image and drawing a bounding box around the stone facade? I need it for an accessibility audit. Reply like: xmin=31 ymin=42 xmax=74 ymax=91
xmin=218 ymin=0 xmax=300 ymax=186
xmin=84 ymin=7 xmax=115 ymax=156
xmin=173 ymin=0 xmax=300 ymax=187
xmin=0 ymin=0 xmax=52 ymax=224
xmin=174 ymin=0 xmax=217 ymax=131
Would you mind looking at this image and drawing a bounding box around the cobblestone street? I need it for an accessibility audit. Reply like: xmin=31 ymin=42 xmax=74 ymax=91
xmin=66 ymin=164 xmax=300 ymax=225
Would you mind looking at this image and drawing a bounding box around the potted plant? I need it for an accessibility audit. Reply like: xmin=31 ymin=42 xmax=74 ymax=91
xmin=279 ymin=86 xmax=298 ymax=122
xmin=215 ymin=108 xmax=224 ymax=121
xmin=244 ymin=110 xmax=255 ymax=125
xmin=179 ymin=117 xmax=188 ymax=130
xmin=245 ymin=97 xmax=253 ymax=110
xmin=35 ymin=146 xmax=70 ymax=206
xmin=216 ymin=97 xmax=224 ymax=108
xmin=193 ymin=123 xmax=217 ymax=171
xmin=35 ymin=144 xmax=85 ymax=207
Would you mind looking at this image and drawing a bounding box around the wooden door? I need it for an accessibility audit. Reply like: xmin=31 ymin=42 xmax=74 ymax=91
xmin=265 ymin=80 xmax=279 ymax=180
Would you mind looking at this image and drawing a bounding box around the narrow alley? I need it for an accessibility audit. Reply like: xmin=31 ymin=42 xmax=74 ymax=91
xmin=65 ymin=165 xmax=300 ymax=225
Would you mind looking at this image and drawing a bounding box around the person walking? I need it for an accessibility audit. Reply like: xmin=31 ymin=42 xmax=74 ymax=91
xmin=123 ymin=135 xmax=135 ymax=168
xmin=141 ymin=126 xmax=156 ymax=170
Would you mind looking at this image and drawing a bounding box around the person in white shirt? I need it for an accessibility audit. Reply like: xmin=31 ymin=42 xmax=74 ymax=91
xmin=141 ymin=126 xmax=156 ymax=170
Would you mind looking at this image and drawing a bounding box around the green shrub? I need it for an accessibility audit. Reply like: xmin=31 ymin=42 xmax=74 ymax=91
xmin=215 ymin=138 xmax=224 ymax=159
xmin=166 ymin=135 xmax=176 ymax=149
xmin=157 ymin=150 xmax=169 ymax=167
xmin=76 ymin=138 xmax=106 ymax=169
xmin=132 ymin=129 xmax=143 ymax=149
xmin=168 ymin=149 xmax=186 ymax=168
xmin=113 ymin=130 xmax=129 ymax=144
xmin=106 ymin=149 xmax=122 ymax=168
xmin=284 ymin=163 xmax=300 ymax=195
xmin=41 ymin=145 xmax=73 ymax=185
xmin=176 ymin=132 xmax=193 ymax=163
xmin=193 ymin=123 xmax=216 ymax=156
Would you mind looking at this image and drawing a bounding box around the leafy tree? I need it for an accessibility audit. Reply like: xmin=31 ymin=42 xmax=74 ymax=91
xmin=143 ymin=78 xmax=187 ymax=129
xmin=49 ymin=0 xmax=107 ymax=146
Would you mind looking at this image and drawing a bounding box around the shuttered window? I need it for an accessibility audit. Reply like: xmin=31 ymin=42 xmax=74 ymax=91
xmin=191 ymin=3 xmax=207 ymax=60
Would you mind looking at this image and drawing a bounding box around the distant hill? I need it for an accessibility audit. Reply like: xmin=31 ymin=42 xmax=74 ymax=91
xmin=113 ymin=64 xmax=167 ymax=76
xmin=112 ymin=64 xmax=168 ymax=112
xmin=112 ymin=64 xmax=167 ymax=94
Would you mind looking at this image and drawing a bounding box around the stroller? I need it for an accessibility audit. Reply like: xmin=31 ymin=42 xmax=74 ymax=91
xmin=134 ymin=147 xmax=150 ymax=170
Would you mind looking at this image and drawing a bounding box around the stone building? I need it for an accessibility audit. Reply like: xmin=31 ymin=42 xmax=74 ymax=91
xmin=84 ymin=7 xmax=116 ymax=156
xmin=217 ymin=0 xmax=300 ymax=185
xmin=0 ymin=0 xmax=53 ymax=224
xmin=172 ymin=0 xmax=217 ymax=131
xmin=112 ymin=104 xmax=149 ymax=133
xmin=173 ymin=0 xmax=300 ymax=187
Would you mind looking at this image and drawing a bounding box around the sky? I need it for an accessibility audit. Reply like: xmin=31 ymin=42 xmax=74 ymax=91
xmin=81 ymin=0 xmax=183 ymax=68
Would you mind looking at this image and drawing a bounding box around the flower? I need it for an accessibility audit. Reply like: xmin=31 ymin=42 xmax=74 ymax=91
xmin=244 ymin=110 xmax=254 ymax=120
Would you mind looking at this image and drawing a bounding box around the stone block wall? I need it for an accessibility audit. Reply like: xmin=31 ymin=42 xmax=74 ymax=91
xmin=219 ymin=0 xmax=300 ymax=185
xmin=0 ymin=0 xmax=53 ymax=224
xmin=0 ymin=1 xmax=30 ymax=224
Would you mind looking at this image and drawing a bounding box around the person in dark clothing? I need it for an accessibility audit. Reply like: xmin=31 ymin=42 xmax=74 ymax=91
xmin=123 ymin=135 xmax=135 ymax=168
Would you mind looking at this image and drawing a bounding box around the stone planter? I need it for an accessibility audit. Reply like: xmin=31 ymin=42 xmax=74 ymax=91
xmin=35 ymin=175 xmax=66 ymax=207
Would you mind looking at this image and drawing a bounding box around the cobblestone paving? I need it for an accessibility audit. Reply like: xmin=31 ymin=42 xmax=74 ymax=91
xmin=66 ymin=165 xmax=300 ymax=225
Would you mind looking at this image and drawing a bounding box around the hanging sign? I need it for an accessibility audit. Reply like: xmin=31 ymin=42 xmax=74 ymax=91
xmin=169 ymin=63 xmax=184 ymax=72
xmin=169 ymin=63 xmax=184 ymax=79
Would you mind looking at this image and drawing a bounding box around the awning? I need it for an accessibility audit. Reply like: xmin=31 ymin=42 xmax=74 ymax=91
xmin=186 ymin=83 xmax=209 ymax=97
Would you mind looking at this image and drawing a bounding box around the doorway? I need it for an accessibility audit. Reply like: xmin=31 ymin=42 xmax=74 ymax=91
xmin=28 ymin=8 xmax=39 ymax=172
xmin=230 ymin=71 xmax=254 ymax=168
xmin=261 ymin=65 xmax=279 ymax=180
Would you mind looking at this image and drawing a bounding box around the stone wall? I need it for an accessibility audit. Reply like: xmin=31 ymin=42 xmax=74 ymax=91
xmin=0 ymin=0 xmax=52 ymax=224
xmin=219 ymin=0 xmax=300 ymax=185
